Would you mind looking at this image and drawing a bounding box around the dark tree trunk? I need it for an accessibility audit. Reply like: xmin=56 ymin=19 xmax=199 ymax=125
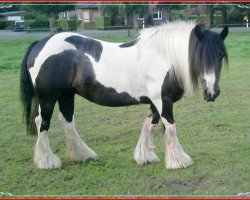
xmin=205 ymin=5 xmax=214 ymax=28
xmin=132 ymin=10 xmax=139 ymax=30
xmin=221 ymin=6 xmax=228 ymax=25
xmin=162 ymin=7 xmax=170 ymax=22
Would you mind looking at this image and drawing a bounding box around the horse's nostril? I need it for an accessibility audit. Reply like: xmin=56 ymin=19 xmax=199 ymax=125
xmin=204 ymin=88 xmax=208 ymax=95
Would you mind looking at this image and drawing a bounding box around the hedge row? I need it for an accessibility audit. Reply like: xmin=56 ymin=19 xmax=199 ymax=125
xmin=0 ymin=21 xmax=13 ymax=30
xmin=26 ymin=20 xmax=50 ymax=28
xmin=0 ymin=17 xmax=112 ymax=30
xmin=95 ymin=16 xmax=111 ymax=30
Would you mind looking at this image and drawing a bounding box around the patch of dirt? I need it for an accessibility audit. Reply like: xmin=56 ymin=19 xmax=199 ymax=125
xmin=148 ymin=175 xmax=207 ymax=195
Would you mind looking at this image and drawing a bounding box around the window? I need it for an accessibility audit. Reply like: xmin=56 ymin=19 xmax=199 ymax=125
xmin=153 ymin=10 xmax=162 ymax=20
xmin=138 ymin=13 xmax=144 ymax=20
xmin=77 ymin=12 xmax=82 ymax=20
xmin=83 ymin=11 xmax=90 ymax=22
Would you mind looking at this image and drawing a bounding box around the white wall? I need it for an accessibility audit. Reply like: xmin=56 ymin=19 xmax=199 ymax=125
xmin=7 ymin=16 xmax=21 ymax=21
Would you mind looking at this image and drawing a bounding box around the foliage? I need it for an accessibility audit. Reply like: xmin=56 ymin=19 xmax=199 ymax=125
xmin=98 ymin=3 xmax=120 ymax=25
xmin=58 ymin=20 xmax=68 ymax=31
xmin=83 ymin=22 xmax=95 ymax=29
xmin=0 ymin=32 xmax=249 ymax=196
xmin=95 ymin=16 xmax=111 ymax=30
xmin=67 ymin=20 xmax=78 ymax=31
xmin=0 ymin=20 xmax=12 ymax=30
xmin=21 ymin=3 xmax=75 ymax=18
xmin=24 ymin=12 xmax=48 ymax=20
xmin=26 ymin=20 xmax=50 ymax=28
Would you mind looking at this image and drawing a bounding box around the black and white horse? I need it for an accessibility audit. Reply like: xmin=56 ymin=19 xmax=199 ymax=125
xmin=20 ymin=21 xmax=228 ymax=170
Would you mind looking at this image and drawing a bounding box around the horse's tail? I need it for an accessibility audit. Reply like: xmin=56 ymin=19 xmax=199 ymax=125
xmin=20 ymin=41 xmax=39 ymax=135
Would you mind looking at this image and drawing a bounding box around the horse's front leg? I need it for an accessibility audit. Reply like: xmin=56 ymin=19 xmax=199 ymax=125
xmin=161 ymin=97 xmax=193 ymax=169
xmin=134 ymin=105 xmax=160 ymax=164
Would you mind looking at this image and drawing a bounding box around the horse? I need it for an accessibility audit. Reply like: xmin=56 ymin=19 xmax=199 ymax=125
xmin=20 ymin=21 xmax=228 ymax=170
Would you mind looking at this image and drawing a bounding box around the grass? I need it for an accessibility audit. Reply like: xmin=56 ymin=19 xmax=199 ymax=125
xmin=0 ymin=32 xmax=249 ymax=197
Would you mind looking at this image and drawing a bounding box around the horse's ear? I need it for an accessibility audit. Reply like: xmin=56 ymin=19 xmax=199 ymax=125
xmin=220 ymin=26 xmax=229 ymax=40
xmin=194 ymin=25 xmax=203 ymax=41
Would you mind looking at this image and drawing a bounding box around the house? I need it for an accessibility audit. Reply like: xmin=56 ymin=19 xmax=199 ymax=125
xmin=58 ymin=4 xmax=100 ymax=23
xmin=58 ymin=4 xmax=167 ymax=29
xmin=0 ymin=10 xmax=26 ymax=21
xmin=137 ymin=8 xmax=168 ymax=27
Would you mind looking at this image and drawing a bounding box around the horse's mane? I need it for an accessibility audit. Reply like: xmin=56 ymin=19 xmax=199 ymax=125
xmin=135 ymin=21 xmax=197 ymax=93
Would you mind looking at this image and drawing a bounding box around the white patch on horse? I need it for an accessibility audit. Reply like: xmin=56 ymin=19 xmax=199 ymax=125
xmin=29 ymin=32 xmax=81 ymax=85
xmin=85 ymin=41 xmax=168 ymax=101
xmin=34 ymin=105 xmax=61 ymax=169
xmin=204 ymin=72 xmax=216 ymax=95
xmin=58 ymin=113 xmax=97 ymax=161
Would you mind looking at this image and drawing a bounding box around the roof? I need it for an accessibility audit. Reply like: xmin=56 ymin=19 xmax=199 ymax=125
xmin=0 ymin=10 xmax=26 ymax=16
xmin=76 ymin=4 xmax=98 ymax=10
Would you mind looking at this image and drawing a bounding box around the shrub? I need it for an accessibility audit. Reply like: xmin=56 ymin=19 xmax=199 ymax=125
xmin=67 ymin=20 xmax=77 ymax=31
xmin=0 ymin=21 xmax=12 ymax=30
xmin=95 ymin=16 xmax=111 ymax=30
xmin=84 ymin=22 xmax=95 ymax=29
xmin=26 ymin=19 xmax=50 ymax=28
xmin=58 ymin=20 xmax=69 ymax=31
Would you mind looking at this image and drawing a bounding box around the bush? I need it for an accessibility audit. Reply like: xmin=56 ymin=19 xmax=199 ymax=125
xmin=58 ymin=20 xmax=69 ymax=31
xmin=67 ymin=20 xmax=77 ymax=31
xmin=84 ymin=22 xmax=95 ymax=29
xmin=0 ymin=21 xmax=12 ymax=30
xmin=26 ymin=19 xmax=50 ymax=28
xmin=95 ymin=16 xmax=111 ymax=30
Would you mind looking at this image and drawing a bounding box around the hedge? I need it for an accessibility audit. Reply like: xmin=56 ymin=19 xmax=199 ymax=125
xmin=95 ymin=16 xmax=111 ymax=30
xmin=26 ymin=19 xmax=50 ymax=28
xmin=0 ymin=21 xmax=13 ymax=30
xmin=84 ymin=22 xmax=95 ymax=29
xmin=67 ymin=20 xmax=77 ymax=31
xmin=58 ymin=20 xmax=68 ymax=31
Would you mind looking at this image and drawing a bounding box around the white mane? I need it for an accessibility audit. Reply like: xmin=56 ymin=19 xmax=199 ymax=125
xmin=136 ymin=21 xmax=197 ymax=93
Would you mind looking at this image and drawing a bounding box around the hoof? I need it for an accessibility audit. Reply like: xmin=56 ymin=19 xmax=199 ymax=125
xmin=34 ymin=151 xmax=62 ymax=169
xmin=166 ymin=149 xmax=193 ymax=170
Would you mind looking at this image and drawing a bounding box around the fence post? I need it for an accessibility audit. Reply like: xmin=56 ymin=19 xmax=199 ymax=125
xmin=247 ymin=19 xmax=249 ymax=28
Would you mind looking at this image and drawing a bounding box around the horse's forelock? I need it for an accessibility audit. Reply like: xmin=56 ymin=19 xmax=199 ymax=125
xmin=189 ymin=28 xmax=228 ymax=89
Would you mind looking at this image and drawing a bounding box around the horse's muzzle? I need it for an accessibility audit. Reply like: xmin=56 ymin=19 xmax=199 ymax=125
xmin=203 ymin=88 xmax=220 ymax=102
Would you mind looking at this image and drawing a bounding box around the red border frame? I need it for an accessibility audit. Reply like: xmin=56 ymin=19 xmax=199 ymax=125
xmin=0 ymin=1 xmax=249 ymax=199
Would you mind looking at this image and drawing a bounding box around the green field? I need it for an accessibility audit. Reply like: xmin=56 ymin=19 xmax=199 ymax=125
xmin=0 ymin=32 xmax=249 ymax=197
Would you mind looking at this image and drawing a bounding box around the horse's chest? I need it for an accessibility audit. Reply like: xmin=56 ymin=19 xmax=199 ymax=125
xmin=161 ymin=68 xmax=184 ymax=103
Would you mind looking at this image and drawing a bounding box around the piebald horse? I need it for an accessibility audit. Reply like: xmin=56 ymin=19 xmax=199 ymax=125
xmin=20 ymin=21 xmax=228 ymax=169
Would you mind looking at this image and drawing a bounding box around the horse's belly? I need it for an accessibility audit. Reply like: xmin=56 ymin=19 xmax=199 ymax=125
xmin=76 ymin=80 xmax=140 ymax=107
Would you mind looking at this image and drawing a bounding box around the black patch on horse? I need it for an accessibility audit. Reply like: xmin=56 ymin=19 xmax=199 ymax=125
xmin=65 ymin=36 xmax=103 ymax=62
xmin=119 ymin=39 xmax=138 ymax=48
xmin=161 ymin=67 xmax=184 ymax=124
xmin=161 ymin=67 xmax=184 ymax=103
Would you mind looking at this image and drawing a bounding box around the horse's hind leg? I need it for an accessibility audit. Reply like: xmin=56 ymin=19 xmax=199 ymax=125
xmin=134 ymin=104 xmax=160 ymax=164
xmin=34 ymin=98 xmax=62 ymax=169
xmin=58 ymin=93 xmax=97 ymax=162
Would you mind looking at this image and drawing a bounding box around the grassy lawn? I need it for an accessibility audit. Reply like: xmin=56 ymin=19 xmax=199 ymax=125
xmin=0 ymin=32 xmax=249 ymax=197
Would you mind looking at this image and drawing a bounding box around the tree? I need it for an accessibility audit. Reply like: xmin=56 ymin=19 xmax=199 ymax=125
xmin=98 ymin=3 xmax=119 ymax=26
xmin=21 ymin=3 xmax=75 ymax=32
xmin=204 ymin=4 xmax=214 ymax=28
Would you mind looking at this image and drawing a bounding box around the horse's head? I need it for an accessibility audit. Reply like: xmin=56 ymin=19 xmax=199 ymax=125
xmin=189 ymin=25 xmax=228 ymax=102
